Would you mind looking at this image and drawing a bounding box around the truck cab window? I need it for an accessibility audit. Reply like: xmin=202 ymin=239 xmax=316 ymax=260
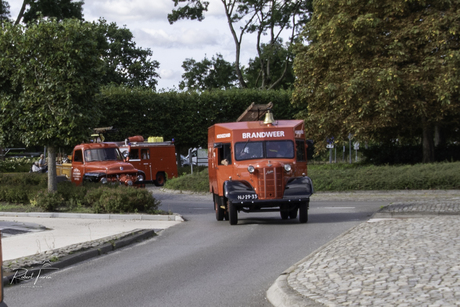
xmin=296 ymin=140 xmax=306 ymax=162
xmin=218 ymin=143 xmax=232 ymax=165
xmin=266 ymin=141 xmax=294 ymax=159
xmin=129 ymin=149 xmax=140 ymax=160
xmin=74 ymin=150 xmax=83 ymax=163
xmin=235 ymin=141 xmax=264 ymax=160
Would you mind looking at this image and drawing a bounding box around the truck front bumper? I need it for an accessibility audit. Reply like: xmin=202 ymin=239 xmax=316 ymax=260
xmin=224 ymin=176 xmax=313 ymax=210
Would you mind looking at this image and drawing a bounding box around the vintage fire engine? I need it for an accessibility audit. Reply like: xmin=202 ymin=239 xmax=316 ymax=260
xmin=117 ymin=136 xmax=178 ymax=186
xmin=208 ymin=109 xmax=313 ymax=225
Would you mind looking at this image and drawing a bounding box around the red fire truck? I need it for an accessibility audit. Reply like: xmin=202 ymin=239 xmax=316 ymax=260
xmin=62 ymin=142 xmax=145 ymax=187
xmin=117 ymin=136 xmax=178 ymax=186
xmin=208 ymin=110 xmax=313 ymax=225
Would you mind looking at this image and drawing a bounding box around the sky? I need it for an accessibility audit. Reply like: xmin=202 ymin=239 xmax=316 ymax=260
xmin=8 ymin=0 xmax=260 ymax=91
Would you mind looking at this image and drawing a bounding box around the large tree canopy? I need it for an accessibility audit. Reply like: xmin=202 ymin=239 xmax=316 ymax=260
xmin=244 ymin=41 xmax=295 ymax=90
xmin=179 ymin=54 xmax=238 ymax=91
xmin=169 ymin=0 xmax=311 ymax=90
xmin=15 ymin=0 xmax=84 ymax=25
xmin=0 ymin=0 xmax=11 ymax=23
xmin=96 ymin=19 xmax=160 ymax=90
xmin=293 ymin=0 xmax=460 ymax=162
xmin=0 ymin=18 xmax=105 ymax=191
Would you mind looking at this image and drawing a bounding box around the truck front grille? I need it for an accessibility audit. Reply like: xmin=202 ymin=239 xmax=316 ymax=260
xmin=258 ymin=166 xmax=283 ymax=199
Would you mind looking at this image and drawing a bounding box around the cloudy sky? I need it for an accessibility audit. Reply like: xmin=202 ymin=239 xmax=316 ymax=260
xmin=9 ymin=0 xmax=260 ymax=91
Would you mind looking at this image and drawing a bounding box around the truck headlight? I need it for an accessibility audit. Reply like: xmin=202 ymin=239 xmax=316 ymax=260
xmin=247 ymin=165 xmax=255 ymax=173
xmin=284 ymin=164 xmax=292 ymax=172
xmin=100 ymin=177 xmax=108 ymax=184
xmin=138 ymin=174 xmax=144 ymax=181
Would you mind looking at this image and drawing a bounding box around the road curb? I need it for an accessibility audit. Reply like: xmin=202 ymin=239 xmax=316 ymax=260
xmin=0 ymin=212 xmax=183 ymax=221
xmin=3 ymin=229 xmax=156 ymax=287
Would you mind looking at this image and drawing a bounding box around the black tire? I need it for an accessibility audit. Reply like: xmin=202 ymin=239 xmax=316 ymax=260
xmin=154 ymin=172 xmax=166 ymax=186
xmin=289 ymin=208 xmax=298 ymax=219
xmin=214 ymin=194 xmax=224 ymax=221
xmin=299 ymin=200 xmax=309 ymax=223
xmin=228 ymin=200 xmax=238 ymax=225
xmin=280 ymin=210 xmax=289 ymax=220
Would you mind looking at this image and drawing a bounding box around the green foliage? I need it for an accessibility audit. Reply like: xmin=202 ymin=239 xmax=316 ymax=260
xmin=30 ymin=190 xmax=65 ymax=211
xmin=85 ymin=186 xmax=160 ymax=214
xmin=361 ymin=143 xmax=460 ymax=165
xmin=0 ymin=172 xmax=47 ymax=186
xmin=169 ymin=0 xmax=312 ymax=89
xmin=95 ymin=18 xmax=160 ymax=89
xmin=22 ymin=0 xmax=84 ymax=24
xmin=180 ymin=54 xmax=238 ymax=91
xmin=0 ymin=157 xmax=37 ymax=172
xmin=0 ymin=175 xmax=161 ymax=213
xmin=0 ymin=18 xmax=105 ymax=149
xmin=165 ymin=168 xmax=209 ymax=192
xmin=0 ymin=1 xmax=11 ymax=23
xmin=293 ymin=0 xmax=460 ymax=158
xmin=166 ymin=162 xmax=460 ymax=192
xmin=97 ymin=86 xmax=298 ymax=150
xmin=308 ymin=162 xmax=460 ymax=191
xmin=244 ymin=42 xmax=296 ymax=90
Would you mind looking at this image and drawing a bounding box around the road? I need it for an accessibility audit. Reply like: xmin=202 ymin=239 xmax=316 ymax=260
xmin=4 ymin=188 xmax=386 ymax=307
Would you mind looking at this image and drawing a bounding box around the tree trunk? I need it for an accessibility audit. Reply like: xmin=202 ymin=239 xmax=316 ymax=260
xmin=422 ymin=125 xmax=435 ymax=163
xmin=47 ymin=146 xmax=57 ymax=193
xmin=14 ymin=0 xmax=27 ymax=25
xmin=434 ymin=124 xmax=445 ymax=147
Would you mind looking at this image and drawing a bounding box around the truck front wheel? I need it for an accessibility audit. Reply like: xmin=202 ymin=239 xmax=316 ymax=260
xmin=299 ymin=200 xmax=309 ymax=223
xmin=280 ymin=209 xmax=289 ymax=220
xmin=228 ymin=200 xmax=238 ymax=225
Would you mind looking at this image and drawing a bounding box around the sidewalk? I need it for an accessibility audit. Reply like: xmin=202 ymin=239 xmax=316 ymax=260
xmin=267 ymin=198 xmax=460 ymax=306
xmin=0 ymin=212 xmax=182 ymax=280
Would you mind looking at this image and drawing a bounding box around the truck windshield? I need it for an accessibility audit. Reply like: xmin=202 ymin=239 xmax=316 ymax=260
xmin=84 ymin=148 xmax=123 ymax=162
xmin=235 ymin=140 xmax=294 ymax=161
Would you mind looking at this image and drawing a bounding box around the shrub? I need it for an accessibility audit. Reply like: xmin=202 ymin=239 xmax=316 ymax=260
xmin=0 ymin=157 xmax=37 ymax=173
xmin=30 ymin=191 xmax=65 ymax=211
xmin=85 ymin=186 xmax=160 ymax=213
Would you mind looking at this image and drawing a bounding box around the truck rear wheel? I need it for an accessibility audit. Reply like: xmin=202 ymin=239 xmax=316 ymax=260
xmin=299 ymin=200 xmax=309 ymax=223
xmin=228 ymin=200 xmax=238 ymax=225
xmin=214 ymin=194 xmax=224 ymax=221
xmin=154 ymin=172 xmax=166 ymax=186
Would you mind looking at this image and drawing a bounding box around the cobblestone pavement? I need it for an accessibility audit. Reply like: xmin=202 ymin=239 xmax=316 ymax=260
xmin=267 ymin=191 xmax=460 ymax=307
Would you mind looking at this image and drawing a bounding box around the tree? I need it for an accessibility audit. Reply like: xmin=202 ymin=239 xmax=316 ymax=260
xmin=0 ymin=0 xmax=11 ymax=24
xmin=0 ymin=19 xmax=105 ymax=192
xmin=168 ymin=0 xmax=311 ymax=89
xmin=244 ymin=41 xmax=295 ymax=90
xmin=96 ymin=19 xmax=160 ymax=90
xmin=15 ymin=0 xmax=83 ymax=25
xmin=293 ymin=0 xmax=460 ymax=163
xmin=179 ymin=53 xmax=238 ymax=91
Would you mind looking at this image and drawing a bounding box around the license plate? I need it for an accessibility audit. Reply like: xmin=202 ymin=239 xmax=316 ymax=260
xmin=237 ymin=194 xmax=258 ymax=200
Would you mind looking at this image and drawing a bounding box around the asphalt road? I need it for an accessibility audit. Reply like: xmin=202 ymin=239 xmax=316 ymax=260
xmin=4 ymin=189 xmax=386 ymax=307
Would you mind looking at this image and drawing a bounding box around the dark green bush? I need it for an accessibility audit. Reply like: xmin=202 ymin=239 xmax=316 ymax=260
xmin=31 ymin=190 xmax=65 ymax=211
xmin=86 ymin=186 xmax=160 ymax=213
xmin=361 ymin=144 xmax=460 ymax=165
xmin=0 ymin=172 xmax=47 ymax=186
xmin=165 ymin=168 xmax=209 ymax=192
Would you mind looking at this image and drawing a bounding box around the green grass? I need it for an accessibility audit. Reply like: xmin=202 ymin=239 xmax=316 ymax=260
xmin=165 ymin=162 xmax=460 ymax=193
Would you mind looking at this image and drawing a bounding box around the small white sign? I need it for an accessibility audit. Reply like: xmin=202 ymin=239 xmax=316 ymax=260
xmin=353 ymin=142 xmax=360 ymax=150
xmin=326 ymin=144 xmax=334 ymax=149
